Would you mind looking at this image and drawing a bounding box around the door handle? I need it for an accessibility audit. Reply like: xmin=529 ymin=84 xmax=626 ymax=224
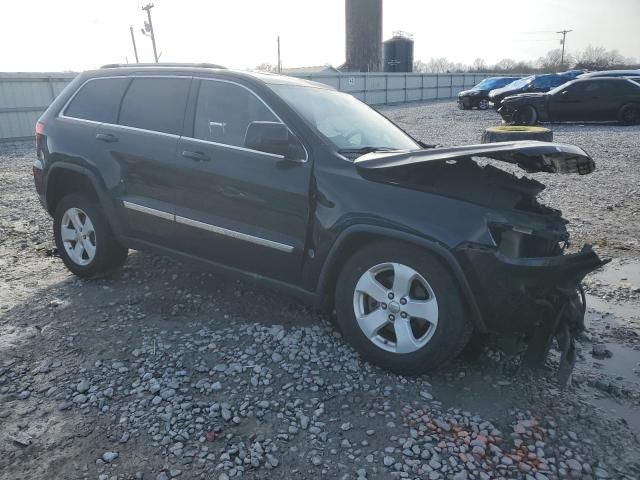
xmin=182 ymin=150 xmax=210 ymax=162
xmin=95 ymin=133 xmax=118 ymax=143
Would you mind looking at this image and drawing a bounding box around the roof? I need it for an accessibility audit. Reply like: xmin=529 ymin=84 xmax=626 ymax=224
xmin=579 ymin=69 xmax=640 ymax=78
xmin=86 ymin=65 xmax=332 ymax=90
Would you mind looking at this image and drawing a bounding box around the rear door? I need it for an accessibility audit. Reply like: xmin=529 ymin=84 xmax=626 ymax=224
xmin=95 ymin=76 xmax=191 ymax=247
xmin=173 ymin=78 xmax=312 ymax=283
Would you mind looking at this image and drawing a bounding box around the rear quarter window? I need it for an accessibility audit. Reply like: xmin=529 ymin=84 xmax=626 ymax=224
xmin=118 ymin=77 xmax=191 ymax=135
xmin=63 ymin=77 xmax=130 ymax=123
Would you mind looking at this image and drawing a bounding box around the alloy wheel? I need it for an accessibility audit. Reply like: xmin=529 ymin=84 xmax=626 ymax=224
xmin=60 ymin=207 xmax=97 ymax=266
xmin=352 ymin=262 xmax=439 ymax=354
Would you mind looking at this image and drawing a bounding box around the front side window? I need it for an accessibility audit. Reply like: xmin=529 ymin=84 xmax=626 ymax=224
xmin=193 ymin=80 xmax=278 ymax=147
xmin=118 ymin=78 xmax=190 ymax=135
xmin=64 ymin=78 xmax=129 ymax=123
xmin=269 ymin=84 xmax=419 ymax=152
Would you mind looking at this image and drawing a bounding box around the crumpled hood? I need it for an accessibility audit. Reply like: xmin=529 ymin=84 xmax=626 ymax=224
xmin=355 ymin=141 xmax=595 ymax=175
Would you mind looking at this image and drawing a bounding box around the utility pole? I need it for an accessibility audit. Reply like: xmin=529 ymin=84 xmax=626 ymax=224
xmin=142 ymin=3 xmax=159 ymax=63
xmin=557 ymin=29 xmax=572 ymax=68
xmin=129 ymin=26 xmax=139 ymax=63
xmin=277 ymin=36 xmax=282 ymax=73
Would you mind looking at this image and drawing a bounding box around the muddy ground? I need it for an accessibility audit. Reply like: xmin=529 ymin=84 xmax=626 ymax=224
xmin=1 ymin=101 xmax=639 ymax=480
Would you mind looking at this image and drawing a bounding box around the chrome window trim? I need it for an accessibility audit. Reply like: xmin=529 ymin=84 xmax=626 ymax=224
xmin=58 ymin=74 xmax=309 ymax=161
xmin=175 ymin=215 xmax=294 ymax=253
xmin=182 ymin=136 xmax=285 ymax=159
xmin=190 ymin=77 xmax=309 ymax=162
xmin=123 ymin=201 xmax=175 ymax=221
xmin=122 ymin=200 xmax=294 ymax=253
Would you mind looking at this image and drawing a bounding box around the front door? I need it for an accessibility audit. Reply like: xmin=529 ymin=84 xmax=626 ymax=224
xmin=174 ymin=78 xmax=312 ymax=283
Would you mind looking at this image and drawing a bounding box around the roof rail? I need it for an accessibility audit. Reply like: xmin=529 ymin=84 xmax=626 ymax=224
xmin=100 ymin=62 xmax=227 ymax=69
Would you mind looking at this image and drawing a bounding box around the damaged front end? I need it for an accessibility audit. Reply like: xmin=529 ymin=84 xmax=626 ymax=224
xmin=356 ymin=141 xmax=609 ymax=382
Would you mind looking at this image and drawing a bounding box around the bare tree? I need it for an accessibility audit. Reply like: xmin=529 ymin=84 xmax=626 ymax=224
xmin=471 ymin=58 xmax=488 ymax=72
xmin=495 ymin=58 xmax=516 ymax=72
xmin=254 ymin=63 xmax=278 ymax=72
xmin=574 ymin=45 xmax=628 ymax=70
xmin=537 ymin=49 xmax=574 ymax=72
xmin=426 ymin=57 xmax=453 ymax=73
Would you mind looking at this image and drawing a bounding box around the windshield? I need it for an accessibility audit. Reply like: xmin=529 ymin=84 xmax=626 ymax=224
xmin=473 ymin=77 xmax=516 ymax=90
xmin=269 ymin=84 xmax=419 ymax=152
xmin=501 ymin=76 xmax=533 ymax=90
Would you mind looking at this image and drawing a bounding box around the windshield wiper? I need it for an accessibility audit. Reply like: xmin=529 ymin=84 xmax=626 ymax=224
xmin=338 ymin=146 xmax=398 ymax=154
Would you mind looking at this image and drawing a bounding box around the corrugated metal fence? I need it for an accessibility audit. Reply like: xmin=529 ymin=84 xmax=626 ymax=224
xmin=0 ymin=71 xmax=511 ymax=142
xmin=0 ymin=73 xmax=77 ymax=142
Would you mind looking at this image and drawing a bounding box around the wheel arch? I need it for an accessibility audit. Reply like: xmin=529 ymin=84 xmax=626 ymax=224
xmin=46 ymin=163 xmax=123 ymax=237
xmin=315 ymin=225 xmax=487 ymax=332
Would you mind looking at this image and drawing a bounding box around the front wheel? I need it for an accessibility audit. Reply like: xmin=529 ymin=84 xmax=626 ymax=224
xmin=335 ymin=241 xmax=472 ymax=375
xmin=512 ymin=105 xmax=538 ymax=126
xmin=618 ymin=103 xmax=640 ymax=125
xmin=53 ymin=193 xmax=128 ymax=277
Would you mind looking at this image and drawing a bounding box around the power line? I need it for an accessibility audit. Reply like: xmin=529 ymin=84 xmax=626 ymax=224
xmin=142 ymin=3 xmax=159 ymax=63
xmin=557 ymin=29 xmax=573 ymax=67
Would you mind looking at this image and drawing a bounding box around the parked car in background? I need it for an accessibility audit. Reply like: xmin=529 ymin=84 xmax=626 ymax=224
xmin=33 ymin=63 xmax=605 ymax=376
xmin=498 ymin=77 xmax=640 ymax=125
xmin=578 ymin=69 xmax=640 ymax=79
xmin=457 ymin=76 xmax=520 ymax=110
xmin=488 ymin=73 xmax=571 ymax=107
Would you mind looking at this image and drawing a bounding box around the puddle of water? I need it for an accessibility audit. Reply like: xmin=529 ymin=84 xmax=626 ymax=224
xmin=591 ymin=259 xmax=640 ymax=287
xmin=587 ymin=396 xmax=640 ymax=437
xmin=586 ymin=343 xmax=640 ymax=385
xmin=585 ymin=294 xmax=639 ymax=323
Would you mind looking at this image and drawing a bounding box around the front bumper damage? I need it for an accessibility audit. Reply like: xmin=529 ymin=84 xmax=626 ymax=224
xmin=356 ymin=140 xmax=606 ymax=382
xmin=457 ymin=244 xmax=609 ymax=383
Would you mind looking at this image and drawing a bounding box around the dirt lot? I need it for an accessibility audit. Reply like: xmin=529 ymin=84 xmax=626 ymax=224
xmin=1 ymin=100 xmax=639 ymax=480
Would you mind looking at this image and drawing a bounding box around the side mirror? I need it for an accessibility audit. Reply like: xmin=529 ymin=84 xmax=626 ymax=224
xmin=244 ymin=121 xmax=290 ymax=158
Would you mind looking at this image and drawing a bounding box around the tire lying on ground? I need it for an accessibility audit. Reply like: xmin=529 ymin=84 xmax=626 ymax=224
xmin=481 ymin=125 xmax=553 ymax=144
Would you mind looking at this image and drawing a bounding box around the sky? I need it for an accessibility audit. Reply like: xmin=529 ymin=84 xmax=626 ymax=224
xmin=1 ymin=0 xmax=638 ymax=72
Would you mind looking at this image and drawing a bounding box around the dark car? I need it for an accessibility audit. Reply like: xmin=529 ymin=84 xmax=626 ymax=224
xmin=498 ymin=77 xmax=640 ymax=125
xmin=488 ymin=73 xmax=571 ymax=107
xmin=33 ymin=63 xmax=606 ymax=377
xmin=457 ymin=76 xmax=520 ymax=110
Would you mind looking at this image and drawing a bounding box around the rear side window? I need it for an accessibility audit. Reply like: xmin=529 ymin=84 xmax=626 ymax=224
xmin=64 ymin=78 xmax=129 ymax=123
xmin=118 ymin=78 xmax=191 ymax=135
xmin=193 ymin=80 xmax=277 ymax=147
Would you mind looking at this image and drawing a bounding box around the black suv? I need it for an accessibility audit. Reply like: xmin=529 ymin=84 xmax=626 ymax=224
xmin=34 ymin=64 xmax=605 ymax=376
xmin=498 ymin=77 xmax=640 ymax=125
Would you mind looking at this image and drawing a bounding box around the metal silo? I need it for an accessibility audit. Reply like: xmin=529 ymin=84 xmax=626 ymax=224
xmin=383 ymin=32 xmax=414 ymax=73
xmin=345 ymin=0 xmax=383 ymax=72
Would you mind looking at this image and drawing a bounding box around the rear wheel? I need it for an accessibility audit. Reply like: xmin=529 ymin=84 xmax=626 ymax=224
xmin=53 ymin=194 xmax=128 ymax=277
xmin=478 ymin=99 xmax=490 ymax=110
xmin=618 ymin=103 xmax=640 ymax=125
xmin=335 ymin=241 xmax=472 ymax=375
xmin=512 ymin=105 xmax=538 ymax=125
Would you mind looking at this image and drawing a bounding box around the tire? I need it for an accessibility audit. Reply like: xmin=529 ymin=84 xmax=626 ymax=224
xmin=53 ymin=193 xmax=128 ymax=277
xmin=512 ymin=105 xmax=538 ymax=125
xmin=335 ymin=240 xmax=473 ymax=375
xmin=478 ymin=99 xmax=490 ymax=110
xmin=618 ymin=103 xmax=640 ymax=125
xmin=481 ymin=125 xmax=553 ymax=143
xmin=458 ymin=102 xmax=470 ymax=110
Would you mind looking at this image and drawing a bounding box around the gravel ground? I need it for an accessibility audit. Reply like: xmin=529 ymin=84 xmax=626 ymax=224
xmin=1 ymin=100 xmax=640 ymax=480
